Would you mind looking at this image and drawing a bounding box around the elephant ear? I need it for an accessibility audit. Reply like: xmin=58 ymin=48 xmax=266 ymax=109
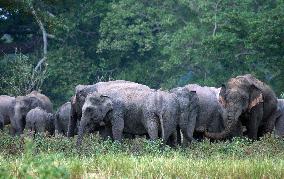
xmin=219 ymin=84 xmax=226 ymax=107
xmin=29 ymin=97 xmax=41 ymax=109
xmin=100 ymin=95 xmax=113 ymax=111
xmin=248 ymin=85 xmax=263 ymax=111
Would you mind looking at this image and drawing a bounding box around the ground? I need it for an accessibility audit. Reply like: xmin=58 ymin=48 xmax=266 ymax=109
xmin=0 ymin=131 xmax=284 ymax=178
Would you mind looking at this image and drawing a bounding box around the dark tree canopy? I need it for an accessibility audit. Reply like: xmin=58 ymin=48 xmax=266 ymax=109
xmin=1 ymin=0 xmax=284 ymax=107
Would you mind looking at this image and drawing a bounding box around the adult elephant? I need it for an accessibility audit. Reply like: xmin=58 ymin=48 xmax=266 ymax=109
xmin=67 ymin=80 xmax=151 ymax=137
xmin=185 ymin=84 xmax=226 ymax=140
xmin=13 ymin=91 xmax=53 ymax=135
xmin=76 ymin=87 xmax=154 ymax=146
xmin=0 ymin=95 xmax=16 ymax=132
xmin=205 ymin=74 xmax=279 ymax=140
xmin=274 ymin=99 xmax=284 ymax=137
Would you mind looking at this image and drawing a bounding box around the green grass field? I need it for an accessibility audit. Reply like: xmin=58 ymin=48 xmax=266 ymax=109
xmin=0 ymin=132 xmax=284 ymax=178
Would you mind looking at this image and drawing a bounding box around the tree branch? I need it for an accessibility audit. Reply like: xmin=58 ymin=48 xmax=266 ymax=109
xmin=31 ymin=6 xmax=47 ymax=72
xmin=212 ymin=0 xmax=221 ymax=36
xmin=234 ymin=51 xmax=256 ymax=59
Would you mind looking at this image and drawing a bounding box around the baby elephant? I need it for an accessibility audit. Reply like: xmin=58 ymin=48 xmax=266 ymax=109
xmin=55 ymin=102 xmax=71 ymax=136
xmin=25 ymin=107 xmax=55 ymax=135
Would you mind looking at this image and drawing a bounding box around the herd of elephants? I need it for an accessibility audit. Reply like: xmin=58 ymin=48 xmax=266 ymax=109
xmin=1 ymin=74 xmax=284 ymax=147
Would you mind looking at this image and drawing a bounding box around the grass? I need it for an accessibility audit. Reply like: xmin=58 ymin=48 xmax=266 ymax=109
xmin=0 ymin=131 xmax=284 ymax=178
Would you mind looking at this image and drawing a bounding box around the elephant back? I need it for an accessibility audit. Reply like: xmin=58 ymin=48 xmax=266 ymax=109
xmin=185 ymin=84 xmax=222 ymax=132
xmin=28 ymin=91 xmax=53 ymax=113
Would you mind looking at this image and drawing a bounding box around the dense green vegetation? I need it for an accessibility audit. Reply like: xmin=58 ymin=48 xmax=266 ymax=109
xmin=0 ymin=131 xmax=284 ymax=178
xmin=0 ymin=0 xmax=283 ymax=107
xmin=0 ymin=1 xmax=283 ymax=177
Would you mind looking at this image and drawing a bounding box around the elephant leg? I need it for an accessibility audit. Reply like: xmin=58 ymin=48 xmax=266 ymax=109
xmin=35 ymin=122 xmax=45 ymax=134
xmin=180 ymin=120 xmax=196 ymax=144
xmin=0 ymin=115 xmax=4 ymax=130
xmin=111 ymin=111 xmax=124 ymax=142
xmin=99 ymin=126 xmax=112 ymax=140
xmin=25 ymin=121 xmax=33 ymax=137
xmin=123 ymin=133 xmax=135 ymax=139
xmin=166 ymin=131 xmax=178 ymax=147
xmin=16 ymin=117 xmax=25 ymax=135
xmin=246 ymin=116 xmax=258 ymax=140
xmin=248 ymin=106 xmax=263 ymax=139
xmin=54 ymin=119 xmax=60 ymax=136
xmin=229 ymin=120 xmax=243 ymax=139
xmin=275 ymin=114 xmax=284 ymax=137
xmin=144 ymin=113 xmax=159 ymax=141
xmin=176 ymin=127 xmax=181 ymax=145
xmin=264 ymin=109 xmax=281 ymax=134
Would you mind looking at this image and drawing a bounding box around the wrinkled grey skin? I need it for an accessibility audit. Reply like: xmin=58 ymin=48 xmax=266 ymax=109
xmin=274 ymin=99 xmax=284 ymax=137
xmin=205 ymin=74 xmax=279 ymax=140
xmin=184 ymin=84 xmax=225 ymax=140
xmin=68 ymin=80 xmax=151 ymax=137
xmin=169 ymin=87 xmax=199 ymax=144
xmin=77 ymin=86 xmax=154 ymax=146
xmin=55 ymin=102 xmax=71 ymax=136
xmin=0 ymin=95 xmax=15 ymax=132
xmin=141 ymin=90 xmax=180 ymax=146
xmin=25 ymin=107 xmax=55 ymax=135
xmin=13 ymin=91 xmax=53 ymax=135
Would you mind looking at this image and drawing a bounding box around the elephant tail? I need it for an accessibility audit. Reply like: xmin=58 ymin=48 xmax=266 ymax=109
xmin=158 ymin=113 xmax=165 ymax=141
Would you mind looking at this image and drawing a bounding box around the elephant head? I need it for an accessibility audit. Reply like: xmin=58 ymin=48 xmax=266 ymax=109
xmin=14 ymin=96 xmax=43 ymax=134
xmin=77 ymin=93 xmax=113 ymax=146
xmin=205 ymin=82 xmax=263 ymax=139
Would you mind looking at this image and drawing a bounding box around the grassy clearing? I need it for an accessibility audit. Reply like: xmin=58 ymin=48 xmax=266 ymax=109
xmin=0 ymin=132 xmax=284 ymax=178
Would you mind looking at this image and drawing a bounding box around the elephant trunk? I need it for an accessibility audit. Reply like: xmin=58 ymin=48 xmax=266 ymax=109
xmin=67 ymin=108 xmax=77 ymax=137
xmin=76 ymin=117 xmax=87 ymax=147
xmin=13 ymin=109 xmax=24 ymax=135
xmin=205 ymin=115 xmax=238 ymax=140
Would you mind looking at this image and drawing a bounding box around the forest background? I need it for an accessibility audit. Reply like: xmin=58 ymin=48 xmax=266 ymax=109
xmin=0 ymin=0 xmax=283 ymax=107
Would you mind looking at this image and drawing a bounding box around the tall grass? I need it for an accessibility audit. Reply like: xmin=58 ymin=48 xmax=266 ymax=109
xmin=0 ymin=131 xmax=284 ymax=178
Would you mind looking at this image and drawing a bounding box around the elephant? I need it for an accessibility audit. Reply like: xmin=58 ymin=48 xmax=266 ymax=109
xmin=76 ymin=86 xmax=157 ymax=146
xmin=67 ymin=80 xmax=151 ymax=137
xmin=25 ymin=107 xmax=55 ymax=135
xmin=13 ymin=91 xmax=53 ymax=135
xmin=0 ymin=95 xmax=15 ymax=132
xmin=169 ymin=87 xmax=199 ymax=144
xmin=274 ymin=99 xmax=284 ymax=137
xmin=55 ymin=102 xmax=72 ymax=136
xmin=183 ymin=84 xmax=226 ymax=140
xmin=205 ymin=74 xmax=279 ymax=140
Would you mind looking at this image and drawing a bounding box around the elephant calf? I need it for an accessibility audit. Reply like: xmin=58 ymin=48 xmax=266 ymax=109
xmin=55 ymin=102 xmax=71 ymax=136
xmin=25 ymin=107 xmax=55 ymax=135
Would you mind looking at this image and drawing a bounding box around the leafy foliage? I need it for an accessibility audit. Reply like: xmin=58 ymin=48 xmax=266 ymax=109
xmin=0 ymin=0 xmax=283 ymax=107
